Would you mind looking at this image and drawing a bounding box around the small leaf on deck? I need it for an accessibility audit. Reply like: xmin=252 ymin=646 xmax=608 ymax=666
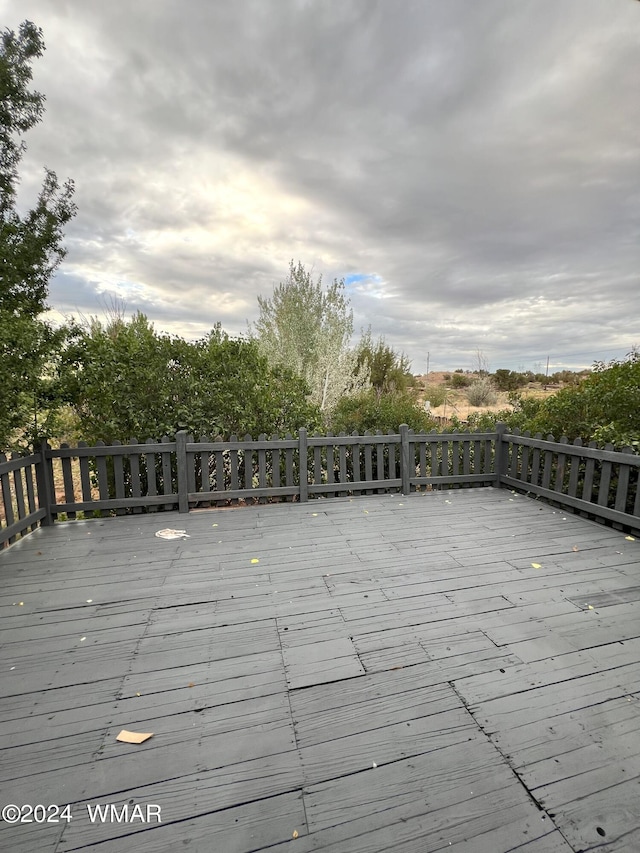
xmin=251 ymin=558 xmax=260 ymax=563
xmin=292 ymin=829 xmax=299 ymax=839
xmin=625 ymin=535 xmax=635 ymax=541
xmin=572 ymin=546 xmax=579 ymax=552
xmin=531 ymin=563 xmax=542 ymax=569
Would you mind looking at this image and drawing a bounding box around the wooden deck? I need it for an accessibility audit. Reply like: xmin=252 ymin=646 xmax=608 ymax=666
xmin=1 ymin=487 xmax=639 ymax=853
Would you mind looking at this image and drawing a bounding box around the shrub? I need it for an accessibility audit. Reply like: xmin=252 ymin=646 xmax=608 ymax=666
xmin=422 ymin=384 xmax=447 ymax=408
xmin=466 ymin=378 xmax=498 ymax=407
xmin=450 ymin=373 xmax=471 ymax=389
xmin=60 ymin=314 xmax=321 ymax=442
xmin=330 ymin=389 xmax=435 ymax=434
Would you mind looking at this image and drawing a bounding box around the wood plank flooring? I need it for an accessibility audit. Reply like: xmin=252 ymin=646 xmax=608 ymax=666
xmin=0 ymin=488 xmax=638 ymax=852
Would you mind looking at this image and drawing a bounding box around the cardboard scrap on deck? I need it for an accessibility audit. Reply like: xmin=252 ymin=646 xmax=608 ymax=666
xmin=116 ymin=730 xmax=154 ymax=744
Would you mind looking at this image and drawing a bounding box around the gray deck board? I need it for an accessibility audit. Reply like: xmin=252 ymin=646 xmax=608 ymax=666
xmin=1 ymin=488 xmax=639 ymax=851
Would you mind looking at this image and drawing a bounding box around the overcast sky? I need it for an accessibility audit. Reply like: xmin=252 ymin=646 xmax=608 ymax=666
xmin=4 ymin=0 xmax=640 ymax=373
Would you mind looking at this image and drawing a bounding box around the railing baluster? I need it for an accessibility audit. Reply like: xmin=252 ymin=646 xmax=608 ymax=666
xmin=555 ymin=436 xmax=568 ymax=493
xmin=327 ymin=432 xmax=336 ymax=498
xmin=299 ymin=428 xmax=308 ymax=502
xmin=12 ymin=454 xmax=26 ymax=526
xmin=568 ymin=438 xmax=581 ymax=499
xmin=271 ymin=433 xmax=281 ymax=498
xmin=145 ymin=437 xmax=158 ymax=513
xmin=258 ymin=434 xmax=267 ymax=505
xmin=113 ymin=440 xmax=126 ymax=516
xmin=597 ymin=443 xmax=614 ymax=508
xmin=128 ymin=438 xmax=143 ymax=514
xmin=364 ymin=431 xmax=373 ymax=495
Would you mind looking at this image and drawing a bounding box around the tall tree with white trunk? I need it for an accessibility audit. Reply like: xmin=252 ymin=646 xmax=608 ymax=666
xmin=253 ymin=261 xmax=370 ymax=416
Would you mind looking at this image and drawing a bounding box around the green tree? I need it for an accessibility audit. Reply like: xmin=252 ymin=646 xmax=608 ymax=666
xmin=356 ymin=328 xmax=414 ymax=395
xmin=493 ymin=369 xmax=526 ymax=392
xmin=0 ymin=21 xmax=76 ymax=448
xmin=252 ymin=261 xmax=370 ymax=415
xmin=61 ymin=313 xmax=320 ymax=443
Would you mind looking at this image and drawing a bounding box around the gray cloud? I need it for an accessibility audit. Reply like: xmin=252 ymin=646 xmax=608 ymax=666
xmin=5 ymin=0 xmax=639 ymax=372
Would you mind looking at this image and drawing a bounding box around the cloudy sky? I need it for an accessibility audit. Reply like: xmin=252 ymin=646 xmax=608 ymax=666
xmin=4 ymin=0 xmax=640 ymax=373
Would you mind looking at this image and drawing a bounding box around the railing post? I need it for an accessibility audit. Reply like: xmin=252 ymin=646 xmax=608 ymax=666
xmin=400 ymin=423 xmax=410 ymax=495
xmin=299 ymin=428 xmax=308 ymax=502
xmin=176 ymin=430 xmax=189 ymax=513
xmin=35 ymin=440 xmax=54 ymax=526
xmin=494 ymin=422 xmax=506 ymax=488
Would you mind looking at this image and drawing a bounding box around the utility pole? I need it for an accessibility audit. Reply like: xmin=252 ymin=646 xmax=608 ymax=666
xmin=544 ymin=355 xmax=549 ymax=390
xmin=425 ymin=351 xmax=430 ymax=381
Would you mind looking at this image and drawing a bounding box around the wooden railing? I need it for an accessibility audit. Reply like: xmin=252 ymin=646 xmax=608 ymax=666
xmin=1 ymin=425 xmax=638 ymax=547
xmin=499 ymin=427 xmax=640 ymax=530
xmin=0 ymin=450 xmax=50 ymax=546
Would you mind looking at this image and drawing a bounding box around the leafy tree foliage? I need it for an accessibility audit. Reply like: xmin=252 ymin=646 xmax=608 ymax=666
xmin=252 ymin=261 xmax=370 ymax=415
xmin=61 ymin=314 xmax=320 ymax=443
xmin=356 ymin=328 xmax=414 ymax=395
xmin=330 ymin=389 xmax=434 ymax=434
xmin=0 ymin=21 xmax=76 ymax=448
xmin=529 ymin=351 xmax=640 ymax=447
xmin=493 ymin=369 xmax=527 ymax=392
xmin=0 ymin=314 xmax=72 ymax=448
